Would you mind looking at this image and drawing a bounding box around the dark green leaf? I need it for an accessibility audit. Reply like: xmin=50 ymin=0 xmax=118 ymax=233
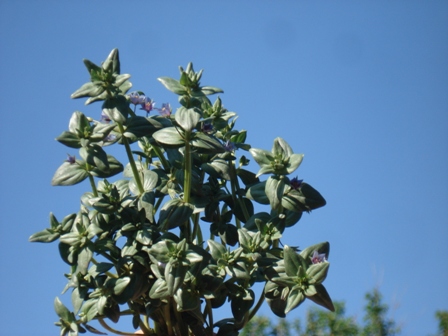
xmin=90 ymin=155 xmax=123 ymax=178
xmin=158 ymin=77 xmax=188 ymax=95
xmin=283 ymin=245 xmax=304 ymax=277
xmin=54 ymin=297 xmax=74 ymax=322
xmin=102 ymin=96 xmax=129 ymax=124
xmin=79 ymin=144 xmax=109 ymax=173
xmin=29 ymin=229 xmax=60 ymax=243
xmin=201 ymin=86 xmax=224 ymax=95
xmin=56 ymin=131 xmax=81 ymax=148
xmin=246 ymin=181 xmax=269 ymax=204
xmin=207 ymin=239 xmax=226 ymax=261
xmin=175 ymin=107 xmax=201 ymax=132
xmin=158 ymin=199 xmax=194 ymax=230
xmin=51 ymin=162 xmax=89 ymax=186
xmin=285 ymin=287 xmax=305 ymax=314
xmin=191 ymin=132 xmax=225 ymax=154
xmin=152 ymin=127 xmax=185 ymax=147
xmin=265 ymin=176 xmax=285 ymax=211
xmin=124 ymin=116 xmax=162 ymax=141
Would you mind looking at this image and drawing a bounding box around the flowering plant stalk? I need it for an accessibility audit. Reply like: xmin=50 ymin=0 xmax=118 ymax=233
xmin=30 ymin=49 xmax=334 ymax=336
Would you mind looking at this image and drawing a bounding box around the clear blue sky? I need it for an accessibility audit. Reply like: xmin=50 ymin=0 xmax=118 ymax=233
xmin=0 ymin=1 xmax=447 ymax=335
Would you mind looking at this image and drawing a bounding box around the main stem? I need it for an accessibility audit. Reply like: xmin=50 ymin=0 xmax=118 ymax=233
xmin=117 ymin=123 xmax=144 ymax=194
xmin=183 ymin=138 xmax=192 ymax=243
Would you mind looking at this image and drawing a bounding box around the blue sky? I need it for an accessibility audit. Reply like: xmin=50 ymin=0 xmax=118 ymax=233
xmin=0 ymin=1 xmax=447 ymax=335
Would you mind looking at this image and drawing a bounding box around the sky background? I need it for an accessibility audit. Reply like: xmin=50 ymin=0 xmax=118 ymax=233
xmin=0 ymin=1 xmax=447 ymax=335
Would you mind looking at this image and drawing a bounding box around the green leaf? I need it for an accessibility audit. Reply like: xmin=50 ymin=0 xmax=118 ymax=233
xmin=283 ymin=245 xmax=304 ymax=277
xmin=149 ymin=278 xmax=170 ymax=299
xmin=158 ymin=199 xmax=194 ymax=230
xmin=90 ymin=155 xmax=123 ymax=178
xmin=51 ymin=162 xmax=89 ymax=186
xmin=71 ymin=82 xmax=104 ymax=100
xmin=299 ymin=182 xmax=326 ymax=210
xmin=201 ymin=86 xmax=224 ymax=95
xmin=307 ymin=284 xmax=335 ymax=311
xmin=77 ymin=245 xmax=93 ymax=275
xmin=272 ymin=137 xmax=293 ymax=158
xmin=246 ymin=181 xmax=269 ymax=204
xmin=236 ymin=168 xmax=259 ymax=187
xmin=249 ymin=148 xmax=273 ymax=167
xmin=69 ymin=111 xmax=91 ymax=136
xmin=81 ymin=298 xmax=99 ymax=322
xmin=79 ymin=144 xmax=109 ymax=173
xmin=59 ymin=232 xmax=81 ymax=246
xmin=83 ymin=59 xmax=101 ymax=74
xmin=265 ymin=176 xmax=285 ymax=211
xmin=56 ymin=131 xmax=81 ymax=148
xmin=231 ymin=289 xmax=254 ymax=322
xmin=102 ymin=49 xmax=121 ymax=73
xmin=285 ymin=287 xmax=305 ymax=314
xmin=29 ymin=229 xmax=60 ymax=243
xmin=286 ymin=153 xmax=304 ymax=174
xmin=175 ymin=107 xmax=201 ymax=132
xmin=54 ymin=297 xmax=74 ymax=322
xmin=281 ymin=192 xmax=306 ymax=212
xmin=306 ymin=262 xmax=330 ymax=284
xmin=152 ymin=127 xmax=185 ymax=147
xmin=102 ymin=96 xmax=129 ymax=124
xmin=207 ymin=239 xmax=227 ymax=261
xmin=191 ymin=132 xmax=225 ymax=154
xmin=113 ymin=277 xmax=131 ymax=295
xmin=158 ymin=77 xmax=188 ymax=95
xmin=124 ymin=116 xmax=166 ymax=142
xmin=142 ymin=169 xmax=159 ymax=192
xmin=174 ymin=287 xmax=200 ymax=312
xmin=201 ymin=158 xmax=231 ymax=180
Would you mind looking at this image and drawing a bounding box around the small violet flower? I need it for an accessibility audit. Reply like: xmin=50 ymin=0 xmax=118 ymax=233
xmin=140 ymin=96 xmax=155 ymax=115
xmin=290 ymin=177 xmax=303 ymax=190
xmin=129 ymin=91 xmax=145 ymax=105
xmin=100 ymin=111 xmax=111 ymax=123
xmin=310 ymin=250 xmax=326 ymax=264
xmin=224 ymin=140 xmax=236 ymax=152
xmin=104 ymin=134 xmax=117 ymax=142
xmin=201 ymin=122 xmax=214 ymax=134
xmin=66 ymin=154 xmax=76 ymax=164
xmin=155 ymin=103 xmax=172 ymax=117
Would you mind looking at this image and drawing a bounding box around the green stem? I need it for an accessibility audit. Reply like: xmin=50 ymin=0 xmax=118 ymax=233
xmin=246 ymin=292 xmax=266 ymax=324
xmin=153 ymin=194 xmax=165 ymax=214
xmin=163 ymin=303 xmax=175 ymax=336
xmin=151 ymin=144 xmax=170 ymax=172
xmin=117 ymin=123 xmax=144 ymax=194
xmin=88 ymin=174 xmax=98 ymax=197
xmin=138 ymin=315 xmax=152 ymax=335
xmin=205 ymin=299 xmax=214 ymax=330
xmin=183 ymin=139 xmax=192 ymax=243
xmin=98 ymin=317 xmax=139 ymax=335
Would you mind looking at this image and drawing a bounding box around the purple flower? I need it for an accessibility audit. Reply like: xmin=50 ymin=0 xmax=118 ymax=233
xmin=290 ymin=177 xmax=303 ymax=190
xmin=310 ymin=250 xmax=326 ymax=264
xmin=129 ymin=91 xmax=145 ymax=105
xmin=104 ymin=134 xmax=117 ymax=142
xmin=66 ymin=154 xmax=76 ymax=164
xmin=155 ymin=103 xmax=172 ymax=117
xmin=224 ymin=140 xmax=236 ymax=152
xmin=201 ymin=123 xmax=213 ymax=134
xmin=140 ymin=96 xmax=155 ymax=115
xmin=100 ymin=111 xmax=111 ymax=123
